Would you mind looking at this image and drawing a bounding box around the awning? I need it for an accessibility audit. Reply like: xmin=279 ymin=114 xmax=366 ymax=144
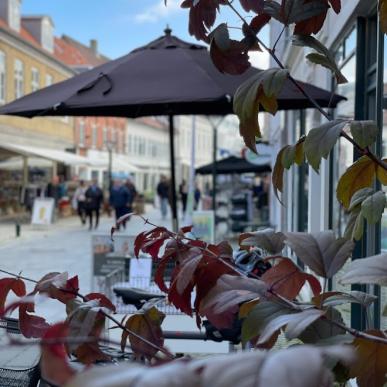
xmin=0 ymin=143 xmax=90 ymax=166
xmin=0 ymin=156 xmax=52 ymax=170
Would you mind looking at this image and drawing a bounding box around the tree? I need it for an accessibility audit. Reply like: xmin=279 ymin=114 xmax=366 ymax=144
xmin=1 ymin=1 xmax=387 ymax=386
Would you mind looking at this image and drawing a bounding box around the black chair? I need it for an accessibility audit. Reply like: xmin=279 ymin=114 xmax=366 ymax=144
xmin=0 ymin=318 xmax=41 ymax=387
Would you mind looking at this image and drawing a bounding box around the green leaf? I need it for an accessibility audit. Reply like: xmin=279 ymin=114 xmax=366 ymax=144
xmin=293 ymin=35 xmax=347 ymax=84
xmin=258 ymin=309 xmax=324 ymax=344
xmin=361 ymin=191 xmax=386 ymax=225
xmin=349 ymin=121 xmax=379 ymax=149
xmin=340 ymin=253 xmax=387 ymax=286
xmin=241 ymin=301 xmax=289 ymax=344
xmin=344 ymin=207 xmax=365 ymax=241
xmin=320 ymin=291 xmax=377 ymax=308
xmin=285 ymin=230 xmax=355 ymax=278
xmin=304 ymin=120 xmax=347 ymax=172
xmin=282 ymin=139 xmax=305 ymax=169
xmin=299 ymin=308 xmax=346 ymax=344
xmin=239 ymin=228 xmax=285 ymax=255
xmin=283 ymin=0 xmax=328 ymax=24
xmin=233 ymin=69 xmax=288 ymax=152
xmin=348 ymin=188 xmax=374 ymax=211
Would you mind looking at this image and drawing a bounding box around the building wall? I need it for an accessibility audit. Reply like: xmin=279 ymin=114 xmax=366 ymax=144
xmin=0 ymin=28 xmax=74 ymax=148
xmin=268 ymin=2 xmax=363 ymax=233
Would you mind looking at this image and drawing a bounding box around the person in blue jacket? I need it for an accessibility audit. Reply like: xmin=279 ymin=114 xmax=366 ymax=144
xmin=109 ymin=180 xmax=132 ymax=230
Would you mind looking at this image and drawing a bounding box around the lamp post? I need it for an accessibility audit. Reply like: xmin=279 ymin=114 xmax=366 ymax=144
xmin=105 ymin=140 xmax=116 ymax=192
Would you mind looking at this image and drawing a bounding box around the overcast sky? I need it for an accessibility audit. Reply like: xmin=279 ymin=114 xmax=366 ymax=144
xmin=22 ymin=0 xmax=269 ymax=68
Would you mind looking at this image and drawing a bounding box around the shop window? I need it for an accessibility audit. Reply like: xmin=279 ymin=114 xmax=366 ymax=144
xmin=91 ymin=124 xmax=97 ymax=148
xmin=14 ymin=59 xmax=24 ymax=99
xmin=78 ymin=120 xmax=85 ymax=147
xmin=31 ymin=67 xmax=40 ymax=92
xmin=0 ymin=51 xmax=6 ymax=103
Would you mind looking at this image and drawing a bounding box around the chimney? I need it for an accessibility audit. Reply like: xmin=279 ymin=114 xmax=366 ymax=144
xmin=90 ymin=39 xmax=98 ymax=56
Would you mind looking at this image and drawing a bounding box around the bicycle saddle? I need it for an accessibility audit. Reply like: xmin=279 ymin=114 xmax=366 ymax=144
xmin=113 ymin=287 xmax=165 ymax=309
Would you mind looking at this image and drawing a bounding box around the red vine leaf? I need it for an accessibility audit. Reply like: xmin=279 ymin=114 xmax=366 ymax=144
xmin=239 ymin=0 xmax=264 ymax=13
xmin=35 ymin=272 xmax=79 ymax=304
xmin=199 ymin=274 xmax=267 ymax=329
xmin=181 ymin=0 xmax=227 ymax=41
xmin=40 ymin=322 xmax=76 ymax=386
xmin=261 ymin=257 xmax=321 ymax=299
xmin=209 ymin=23 xmax=251 ymax=75
xmin=19 ymin=300 xmax=51 ymax=338
xmin=85 ymin=293 xmax=116 ymax=312
xmin=0 ymin=277 xmax=26 ymax=312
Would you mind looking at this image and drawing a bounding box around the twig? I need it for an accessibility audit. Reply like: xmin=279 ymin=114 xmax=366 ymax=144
xmin=272 ymin=25 xmax=286 ymax=54
xmin=0 ymin=269 xmax=174 ymax=359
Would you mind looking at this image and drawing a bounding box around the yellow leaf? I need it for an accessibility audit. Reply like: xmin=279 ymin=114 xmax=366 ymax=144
xmin=259 ymin=92 xmax=278 ymax=114
xmin=336 ymin=156 xmax=376 ymax=209
xmin=239 ymin=298 xmax=260 ymax=319
xmin=294 ymin=141 xmax=305 ymax=165
xmin=349 ymin=330 xmax=387 ymax=387
xmin=380 ymin=0 xmax=387 ymax=34
xmin=272 ymin=147 xmax=286 ymax=202
xmin=376 ymin=158 xmax=387 ymax=185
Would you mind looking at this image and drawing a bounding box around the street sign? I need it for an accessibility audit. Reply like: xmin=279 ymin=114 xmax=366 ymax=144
xmin=31 ymin=198 xmax=55 ymax=225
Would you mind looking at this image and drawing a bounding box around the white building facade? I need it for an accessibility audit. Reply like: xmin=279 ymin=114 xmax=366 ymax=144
xmin=268 ymin=0 xmax=386 ymax=330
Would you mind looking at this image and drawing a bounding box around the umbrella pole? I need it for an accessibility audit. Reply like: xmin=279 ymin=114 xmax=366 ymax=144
xmin=169 ymin=115 xmax=178 ymax=231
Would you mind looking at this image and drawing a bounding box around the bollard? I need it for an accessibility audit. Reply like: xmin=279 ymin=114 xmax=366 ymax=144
xmin=15 ymin=223 xmax=20 ymax=238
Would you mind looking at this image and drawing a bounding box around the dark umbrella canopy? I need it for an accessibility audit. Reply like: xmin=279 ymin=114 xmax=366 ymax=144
xmin=196 ymin=156 xmax=271 ymax=175
xmin=0 ymin=30 xmax=344 ymax=118
xmin=0 ymin=29 xmax=344 ymax=232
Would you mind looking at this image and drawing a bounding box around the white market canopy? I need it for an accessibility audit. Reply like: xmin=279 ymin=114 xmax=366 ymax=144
xmin=0 ymin=143 xmax=90 ymax=166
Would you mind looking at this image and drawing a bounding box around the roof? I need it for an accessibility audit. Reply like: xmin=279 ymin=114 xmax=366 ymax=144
xmin=59 ymin=35 xmax=109 ymax=67
xmin=54 ymin=37 xmax=89 ymax=67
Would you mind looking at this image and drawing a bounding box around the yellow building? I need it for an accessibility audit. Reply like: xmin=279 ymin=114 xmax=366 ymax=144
xmin=0 ymin=0 xmax=75 ymax=215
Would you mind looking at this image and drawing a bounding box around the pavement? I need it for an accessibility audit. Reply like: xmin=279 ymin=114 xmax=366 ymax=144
xmin=0 ymin=205 xmax=230 ymax=355
xmin=0 ymin=205 xmax=172 ymax=319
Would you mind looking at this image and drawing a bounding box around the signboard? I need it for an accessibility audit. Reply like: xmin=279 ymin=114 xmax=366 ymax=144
xmin=31 ymin=198 xmax=55 ymax=225
xmin=92 ymin=234 xmax=134 ymax=277
xmin=192 ymin=210 xmax=215 ymax=243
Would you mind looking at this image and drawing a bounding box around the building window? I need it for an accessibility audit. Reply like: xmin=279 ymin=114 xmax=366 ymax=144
xmin=103 ymin=127 xmax=107 ymax=148
xmin=91 ymin=124 xmax=97 ymax=148
xmin=45 ymin=73 xmax=53 ymax=86
xmin=79 ymin=120 xmax=85 ymax=147
xmin=0 ymin=51 xmax=6 ymax=103
xmin=14 ymin=59 xmax=24 ymax=98
xmin=31 ymin=67 xmax=40 ymax=92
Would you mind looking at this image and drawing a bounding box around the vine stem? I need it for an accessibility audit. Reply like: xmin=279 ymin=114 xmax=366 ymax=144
xmin=0 ymin=269 xmax=174 ymax=360
xmin=224 ymin=0 xmax=387 ymax=172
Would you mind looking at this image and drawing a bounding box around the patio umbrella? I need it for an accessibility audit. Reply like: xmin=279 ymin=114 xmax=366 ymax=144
xmin=0 ymin=28 xmax=344 ymax=230
xmin=196 ymin=156 xmax=271 ymax=175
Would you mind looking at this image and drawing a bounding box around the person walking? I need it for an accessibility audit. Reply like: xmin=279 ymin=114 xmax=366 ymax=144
xmin=85 ymin=179 xmax=104 ymax=230
xmin=179 ymin=179 xmax=188 ymax=215
xmin=124 ymin=178 xmax=137 ymax=213
xmin=73 ymin=180 xmax=87 ymax=225
xmin=157 ymin=175 xmax=170 ymax=220
xmin=110 ymin=180 xmax=132 ymax=230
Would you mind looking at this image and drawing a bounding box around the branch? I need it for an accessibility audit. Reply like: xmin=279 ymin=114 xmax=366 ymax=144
xmin=224 ymin=0 xmax=387 ymax=172
xmin=0 ymin=269 xmax=174 ymax=360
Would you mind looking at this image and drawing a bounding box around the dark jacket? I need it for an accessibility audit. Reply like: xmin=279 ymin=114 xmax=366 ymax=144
xmin=85 ymin=185 xmax=104 ymax=210
xmin=109 ymin=186 xmax=132 ymax=208
xmin=157 ymin=181 xmax=169 ymax=199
